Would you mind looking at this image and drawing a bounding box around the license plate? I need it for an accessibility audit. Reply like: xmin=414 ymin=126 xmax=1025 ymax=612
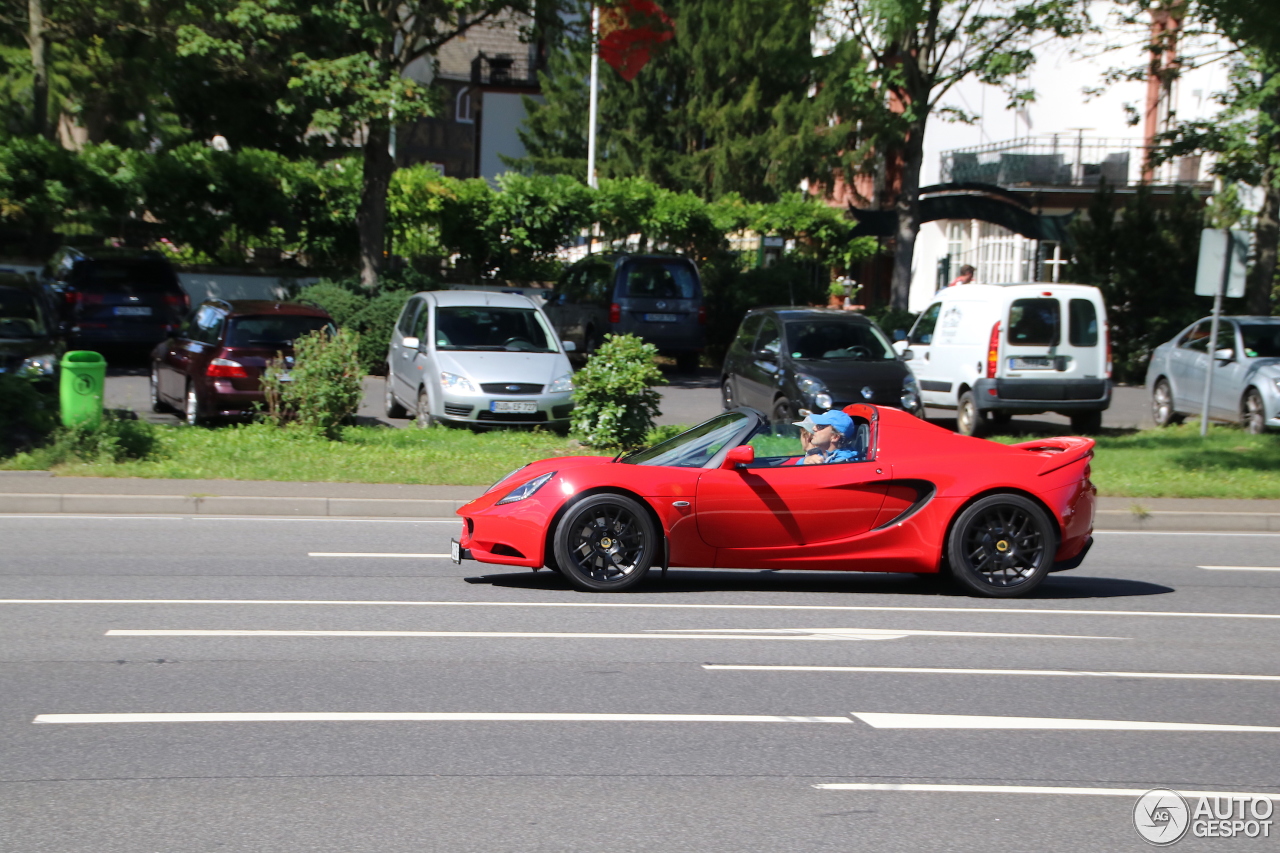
xmin=1009 ymin=356 xmax=1053 ymax=369
xmin=644 ymin=313 xmax=678 ymax=323
xmin=450 ymin=539 xmax=461 ymax=564
xmin=114 ymin=306 xmax=152 ymax=316
xmin=491 ymin=401 xmax=537 ymax=414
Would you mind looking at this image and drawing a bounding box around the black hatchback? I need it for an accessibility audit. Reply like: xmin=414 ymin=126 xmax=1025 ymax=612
xmin=720 ymin=308 xmax=923 ymax=422
xmin=0 ymin=272 xmax=62 ymax=390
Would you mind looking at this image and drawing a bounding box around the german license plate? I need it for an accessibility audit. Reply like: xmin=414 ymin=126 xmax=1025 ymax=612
xmin=114 ymin=306 xmax=152 ymax=316
xmin=644 ymin=313 xmax=678 ymax=323
xmin=1009 ymin=356 xmax=1053 ymax=369
xmin=491 ymin=400 xmax=537 ymax=414
xmin=450 ymin=539 xmax=461 ymax=564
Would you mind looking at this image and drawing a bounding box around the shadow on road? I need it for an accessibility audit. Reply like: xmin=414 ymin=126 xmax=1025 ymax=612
xmin=464 ymin=569 xmax=1173 ymax=599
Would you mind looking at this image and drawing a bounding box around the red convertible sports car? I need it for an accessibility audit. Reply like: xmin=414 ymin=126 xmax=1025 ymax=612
xmin=452 ymin=404 xmax=1096 ymax=598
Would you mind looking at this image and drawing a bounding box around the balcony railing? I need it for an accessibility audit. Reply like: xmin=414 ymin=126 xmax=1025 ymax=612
xmin=939 ymin=136 xmax=1210 ymax=189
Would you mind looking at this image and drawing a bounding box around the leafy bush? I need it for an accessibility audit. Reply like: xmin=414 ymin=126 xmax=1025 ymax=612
xmin=348 ymin=289 xmax=413 ymax=374
xmin=261 ymin=328 xmax=363 ymax=438
xmin=18 ymin=412 xmax=161 ymax=467
xmin=570 ymin=334 xmax=665 ymax=448
xmin=297 ymin=281 xmax=366 ymax=326
xmin=0 ymin=377 xmax=57 ymax=457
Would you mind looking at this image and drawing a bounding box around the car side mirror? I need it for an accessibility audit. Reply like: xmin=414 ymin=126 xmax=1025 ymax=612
xmin=721 ymin=445 xmax=755 ymax=469
xmin=900 ymin=348 xmax=914 ymax=361
xmin=402 ymin=336 xmax=420 ymax=350
xmin=562 ymin=340 xmax=576 ymax=352
xmin=752 ymin=349 xmax=776 ymax=362
xmin=1214 ymin=347 xmax=1234 ymax=361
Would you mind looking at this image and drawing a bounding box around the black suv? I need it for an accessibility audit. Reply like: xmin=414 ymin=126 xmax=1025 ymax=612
xmin=721 ymin=308 xmax=922 ymax=422
xmin=0 ymin=272 xmax=62 ymax=389
xmin=40 ymin=247 xmax=189 ymax=354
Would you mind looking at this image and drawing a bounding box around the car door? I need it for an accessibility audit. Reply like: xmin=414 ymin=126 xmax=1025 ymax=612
xmin=905 ymin=302 xmax=944 ymax=404
xmin=390 ymin=297 xmax=423 ymax=404
xmin=167 ymin=305 xmax=221 ymax=398
xmin=1209 ymin=321 xmax=1247 ymax=419
xmin=723 ymin=313 xmax=764 ymax=408
xmin=738 ymin=315 xmax=784 ymax=412
xmin=1169 ymin=320 xmax=1211 ymax=411
xmin=695 ymin=455 xmax=892 ymax=552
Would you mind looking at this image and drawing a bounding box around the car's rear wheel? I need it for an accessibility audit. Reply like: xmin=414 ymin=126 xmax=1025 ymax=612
xmin=149 ymin=366 xmax=169 ymax=413
xmin=184 ymin=381 xmax=203 ymax=427
xmin=721 ymin=379 xmax=736 ymax=411
xmin=553 ymin=494 xmax=656 ymax=592
xmin=384 ymin=378 xmax=408 ymax=419
xmin=1242 ymin=387 xmax=1266 ymax=434
xmin=1152 ymin=378 xmax=1182 ymax=427
xmin=1069 ymin=411 xmax=1103 ymax=434
xmin=956 ymin=391 xmax=987 ymax=437
xmin=947 ymin=494 xmax=1055 ymax=598
xmin=415 ymin=387 xmax=435 ymax=428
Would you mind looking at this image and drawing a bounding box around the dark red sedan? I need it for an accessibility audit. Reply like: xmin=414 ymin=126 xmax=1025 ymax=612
xmin=150 ymin=299 xmax=335 ymax=425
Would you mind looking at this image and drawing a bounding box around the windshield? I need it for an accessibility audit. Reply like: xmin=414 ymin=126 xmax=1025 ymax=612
xmin=225 ymin=315 xmax=334 ymax=348
xmin=619 ymin=260 xmax=699 ymax=299
xmin=0 ymin=288 xmax=48 ymax=338
xmin=622 ymin=412 xmax=750 ymax=468
xmin=1240 ymin=324 xmax=1280 ymax=359
xmin=434 ymin=306 xmax=556 ymax=353
xmin=785 ymin=321 xmax=895 ymax=361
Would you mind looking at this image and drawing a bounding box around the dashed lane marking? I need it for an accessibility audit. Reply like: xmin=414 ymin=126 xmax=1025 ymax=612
xmin=849 ymin=712 xmax=1280 ymax=732
xmin=33 ymin=712 xmax=852 ymax=725
xmin=813 ymin=783 xmax=1280 ymax=798
xmin=104 ymin=628 xmax=1125 ymax=641
xmin=703 ymin=664 xmax=1280 ymax=681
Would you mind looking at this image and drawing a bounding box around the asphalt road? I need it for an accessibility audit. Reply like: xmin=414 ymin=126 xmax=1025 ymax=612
xmin=3 ymin=516 xmax=1278 ymax=852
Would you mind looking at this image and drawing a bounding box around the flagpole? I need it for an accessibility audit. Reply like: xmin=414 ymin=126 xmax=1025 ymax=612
xmin=587 ymin=3 xmax=600 ymax=190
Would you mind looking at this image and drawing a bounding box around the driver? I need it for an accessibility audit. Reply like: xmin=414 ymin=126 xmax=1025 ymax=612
xmin=794 ymin=411 xmax=857 ymax=465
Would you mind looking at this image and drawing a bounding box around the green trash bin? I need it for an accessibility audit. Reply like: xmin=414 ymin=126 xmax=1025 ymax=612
xmin=59 ymin=350 xmax=107 ymax=428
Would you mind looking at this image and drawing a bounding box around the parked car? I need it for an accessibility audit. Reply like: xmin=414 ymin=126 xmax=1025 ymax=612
xmin=452 ymin=404 xmax=1096 ymax=597
xmin=721 ymin=307 xmax=921 ymax=423
xmin=150 ymin=299 xmax=335 ymax=425
xmin=385 ymin=290 xmax=576 ymax=429
xmin=896 ymin=282 xmax=1111 ymax=436
xmin=544 ymin=253 xmax=705 ymax=371
xmin=41 ymin=247 xmax=189 ymax=354
xmin=0 ymin=272 xmax=62 ymax=390
xmin=1145 ymin=315 xmax=1280 ymax=434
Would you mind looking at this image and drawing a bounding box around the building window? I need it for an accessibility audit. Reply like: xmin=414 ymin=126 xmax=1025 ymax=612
xmin=976 ymin=222 xmax=1037 ymax=284
xmin=1039 ymin=242 xmax=1067 ymax=283
xmin=456 ymin=87 xmax=474 ymax=124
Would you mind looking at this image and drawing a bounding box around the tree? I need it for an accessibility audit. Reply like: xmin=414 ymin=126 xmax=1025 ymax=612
xmin=514 ymin=0 xmax=862 ymax=203
xmin=821 ymin=0 xmax=1091 ymax=310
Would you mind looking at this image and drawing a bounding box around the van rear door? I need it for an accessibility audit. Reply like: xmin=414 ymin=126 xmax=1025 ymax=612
xmin=1001 ymin=289 xmax=1107 ymax=389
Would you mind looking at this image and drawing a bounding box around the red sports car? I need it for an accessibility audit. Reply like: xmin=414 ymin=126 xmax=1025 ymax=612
xmin=452 ymin=404 xmax=1096 ymax=598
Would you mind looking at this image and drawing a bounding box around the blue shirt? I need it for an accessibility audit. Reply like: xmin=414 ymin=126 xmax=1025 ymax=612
xmin=795 ymin=447 xmax=860 ymax=465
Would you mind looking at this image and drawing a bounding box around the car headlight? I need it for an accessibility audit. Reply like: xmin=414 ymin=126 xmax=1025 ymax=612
xmin=548 ymin=373 xmax=574 ymax=393
xmin=486 ymin=464 xmax=529 ymax=495
xmin=19 ymin=354 xmax=57 ymax=378
xmin=1274 ymin=378 xmax=1280 ymax=394
xmin=796 ymin=374 xmax=833 ymax=410
xmin=901 ymin=375 xmax=920 ymax=408
xmin=497 ymin=471 xmax=555 ymax=505
xmin=440 ymin=371 xmax=477 ymax=393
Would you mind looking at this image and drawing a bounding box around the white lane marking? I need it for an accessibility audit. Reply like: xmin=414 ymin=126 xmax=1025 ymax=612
xmin=309 ymin=552 xmax=450 ymax=559
xmin=0 ymin=515 xmax=186 ymax=521
xmin=33 ymin=712 xmax=851 ymax=725
xmin=3 ymin=600 xmax=1277 ymax=620
xmin=850 ymin=712 xmax=1280 ymax=732
xmin=104 ymin=628 xmax=1123 ymax=641
xmin=704 ymin=664 xmax=1280 ymax=682
xmin=1199 ymin=565 xmax=1280 ymax=572
xmin=813 ymin=783 xmax=1280 ymax=798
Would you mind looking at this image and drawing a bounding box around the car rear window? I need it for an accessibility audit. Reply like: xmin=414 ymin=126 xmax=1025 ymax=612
xmin=224 ymin=315 xmax=334 ymax=347
xmin=0 ymin=287 xmax=47 ymax=337
xmin=71 ymin=260 xmax=180 ymax=293
xmin=785 ymin=320 xmax=895 ymax=360
xmin=1240 ymin=324 xmax=1280 ymax=358
xmin=619 ymin=260 xmax=699 ymax=299
xmin=1007 ymin=298 xmax=1060 ymax=346
xmin=1068 ymin=299 xmax=1098 ymax=347
xmin=434 ymin=306 xmax=555 ymax=353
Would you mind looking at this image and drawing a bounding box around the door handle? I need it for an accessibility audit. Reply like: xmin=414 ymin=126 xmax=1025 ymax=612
xmin=923 ymin=352 xmax=930 ymax=361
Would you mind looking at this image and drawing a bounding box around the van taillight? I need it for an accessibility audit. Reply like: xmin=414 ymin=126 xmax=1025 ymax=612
xmin=986 ymin=321 xmax=1001 ymax=379
xmin=1104 ymin=323 xmax=1112 ymax=378
xmin=165 ymin=292 xmax=190 ymax=311
xmin=609 ymin=303 xmax=621 ymax=324
xmin=697 ymin=305 xmax=706 ymax=325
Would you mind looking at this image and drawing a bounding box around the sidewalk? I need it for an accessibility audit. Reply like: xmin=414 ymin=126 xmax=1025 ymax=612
xmin=2 ymin=471 xmax=1278 ymax=530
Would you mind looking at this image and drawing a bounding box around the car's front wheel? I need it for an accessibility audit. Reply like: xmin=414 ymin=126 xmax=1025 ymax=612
xmin=1242 ymin=387 xmax=1267 ymax=434
xmin=552 ymin=494 xmax=657 ymax=592
xmin=1152 ymin=378 xmax=1182 ymax=427
xmin=721 ymin=379 xmax=736 ymax=411
xmin=184 ymin=381 xmax=203 ymax=427
xmin=946 ymin=494 xmax=1055 ymax=597
xmin=149 ymin=366 xmax=169 ymax=413
xmin=415 ymin=387 xmax=436 ymax=428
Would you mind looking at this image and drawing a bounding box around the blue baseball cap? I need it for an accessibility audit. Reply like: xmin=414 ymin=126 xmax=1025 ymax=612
xmin=794 ymin=410 xmax=854 ymax=437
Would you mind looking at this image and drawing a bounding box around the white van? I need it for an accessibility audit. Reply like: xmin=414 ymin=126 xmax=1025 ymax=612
xmin=896 ymin=283 xmax=1111 ymax=436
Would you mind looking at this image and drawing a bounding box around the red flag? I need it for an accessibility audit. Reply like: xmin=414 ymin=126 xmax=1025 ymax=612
xmin=598 ymin=0 xmax=675 ymax=82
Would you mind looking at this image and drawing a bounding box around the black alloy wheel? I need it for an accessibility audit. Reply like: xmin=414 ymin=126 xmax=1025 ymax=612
xmin=946 ymin=494 xmax=1055 ymax=597
xmin=553 ymin=494 xmax=657 ymax=592
xmin=1242 ymin=388 xmax=1266 ymax=435
xmin=721 ymin=379 xmax=735 ymax=411
xmin=1152 ymin=378 xmax=1182 ymax=427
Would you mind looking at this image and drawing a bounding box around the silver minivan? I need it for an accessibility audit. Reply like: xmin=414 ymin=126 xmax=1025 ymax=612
xmin=384 ymin=290 xmax=576 ymax=428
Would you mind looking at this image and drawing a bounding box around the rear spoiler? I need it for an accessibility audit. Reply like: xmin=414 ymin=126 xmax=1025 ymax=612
xmin=1009 ymin=436 xmax=1095 ymax=476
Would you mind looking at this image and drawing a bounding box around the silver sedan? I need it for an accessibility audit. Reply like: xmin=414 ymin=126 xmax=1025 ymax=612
xmin=1145 ymin=316 xmax=1280 ymax=433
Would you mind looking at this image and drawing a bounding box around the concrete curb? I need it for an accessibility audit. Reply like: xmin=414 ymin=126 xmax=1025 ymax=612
xmin=2 ymin=492 xmax=1280 ymax=531
xmin=0 ymin=493 xmax=467 ymax=518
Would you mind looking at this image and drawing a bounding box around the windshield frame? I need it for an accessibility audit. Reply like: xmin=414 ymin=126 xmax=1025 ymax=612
xmin=620 ymin=409 xmax=761 ymax=468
